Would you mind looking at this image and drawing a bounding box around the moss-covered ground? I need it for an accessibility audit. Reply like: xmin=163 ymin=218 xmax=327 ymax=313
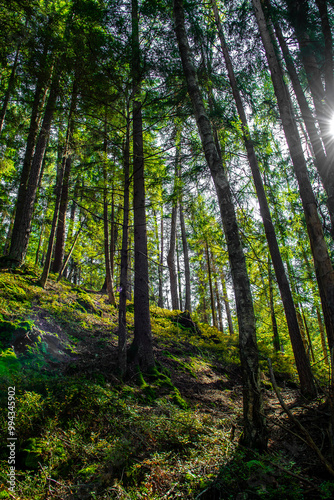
xmin=0 ymin=269 xmax=333 ymax=499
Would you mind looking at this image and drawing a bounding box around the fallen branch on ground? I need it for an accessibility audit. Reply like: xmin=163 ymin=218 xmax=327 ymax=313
xmin=268 ymin=357 xmax=334 ymax=477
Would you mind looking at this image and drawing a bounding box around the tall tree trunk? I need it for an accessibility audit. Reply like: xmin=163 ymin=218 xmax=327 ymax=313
xmin=52 ymin=156 xmax=71 ymax=272
xmin=268 ymin=256 xmax=280 ymax=352
xmin=52 ymin=82 xmax=77 ymax=273
xmin=285 ymin=0 xmax=327 ymax=136
xmin=3 ymin=211 xmax=15 ymax=256
xmin=57 ymin=218 xmax=85 ymax=282
xmin=286 ymin=0 xmax=334 ymax=185
xmin=118 ymin=104 xmax=131 ymax=376
xmin=215 ymin=275 xmax=224 ymax=333
xmin=127 ymin=232 xmax=132 ymax=302
xmin=4 ymin=61 xmax=51 ymax=262
xmin=212 ymin=255 xmax=224 ymax=332
xmin=130 ymin=0 xmax=155 ymax=370
xmin=52 ymin=157 xmax=70 ymax=268
xmin=102 ymin=116 xmax=116 ymax=306
xmin=167 ymin=131 xmax=181 ymax=311
xmin=301 ymin=308 xmax=315 ymax=363
xmin=265 ymin=0 xmax=334 ymax=237
xmin=110 ymin=191 xmax=116 ymax=283
xmin=61 ymin=182 xmax=78 ymax=279
xmin=176 ymin=235 xmax=183 ymax=310
xmin=66 ymin=180 xmax=79 ymax=250
xmin=104 ymin=190 xmax=116 ymax=305
xmin=315 ymin=0 xmax=334 ymax=105
xmin=213 ymin=0 xmax=315 ymax=396
xmin=6 ymin=72 xmax=59 ymax=266
xmin=174 ymin=0 xmax=267 ymax=450
xmin=198 ymin=256 xmax=209 ymax=324
xmin=317 ymin=307 xmax=329 ymax=365
xmin=112 ymin=205 xmax=120 ymax=293
xmin=221 ymin=268 xmax=234 ymax=336
xmin=252 ymin=0 xmax=334 ymax=356
xmin=154 ymin=208 xmax=164 ymax=308
xmin=0 ymin=43 xmax=20 ymax=135
xmin=35 ymin=224 xmax=44 ymax=266
xmin=296 ymin=303 xmax=309 ymax=353
xmin=205 ymin=241 xmax=217 ymax=328
xmin=167 ymin=202 xmax=179 ymax=310
xmin=39 ymin=149 xmax=66 ymax=288
xmin=301 ymin=247 xmax=330 ymax=364
xmin=179 ymin=196 xmax=191 ymax=312
xmin=158 ymin=207 xmax=164 ymax=308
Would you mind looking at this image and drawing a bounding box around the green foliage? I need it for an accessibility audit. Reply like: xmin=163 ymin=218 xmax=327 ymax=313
xmin=0 ymin=0 xmax=332 ymax=495
xmin=0 ymin=273 xmax=34 ymax=316
xmin=0 ymin=158 xmax=15 ymax=175
xmin=0 ymin=348 xmax=20 ymax=378
xmin=0 ymin=271 xmax=331 ymax=499
xmin=76 ymin=291 xmax=102 ymax=316
xmin=22 ymin=437 xmax=44 ymax=469
xmin=0 ymin=320 xmax=16 ymax=344
xmin=163 ymin=350 xmax=197 ymax=378
xmin=209 ymin=450 xmax=308 ymax=499
xmin=0 ymin=319 xmax=34 ymax=350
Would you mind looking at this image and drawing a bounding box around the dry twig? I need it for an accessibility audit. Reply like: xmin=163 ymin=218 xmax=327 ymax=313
xmin=268 ymin=358 xmax=334 ymax=477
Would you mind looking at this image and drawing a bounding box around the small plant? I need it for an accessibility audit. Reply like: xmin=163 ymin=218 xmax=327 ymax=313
xmin=0 ymin=348 xmax=21 ymax=379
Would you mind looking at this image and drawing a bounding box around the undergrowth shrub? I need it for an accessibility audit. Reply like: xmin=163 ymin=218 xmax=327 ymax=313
xmin=0 ymin=270 xmax=330 ymax=499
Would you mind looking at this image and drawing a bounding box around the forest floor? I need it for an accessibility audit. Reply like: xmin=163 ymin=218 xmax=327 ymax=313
xmin=0 ymin=268 xmax=333 ymax=499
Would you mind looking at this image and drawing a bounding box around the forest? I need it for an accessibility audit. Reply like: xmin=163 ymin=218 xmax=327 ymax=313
xmin=1 ymin=0 xmax=334 ymax=498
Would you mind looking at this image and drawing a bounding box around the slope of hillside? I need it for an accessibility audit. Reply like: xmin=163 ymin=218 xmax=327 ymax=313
xmin=0 ymin=269 xmax=333 ymax=499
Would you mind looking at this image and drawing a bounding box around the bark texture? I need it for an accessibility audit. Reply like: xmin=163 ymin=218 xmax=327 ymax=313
xmin=268 ymin=257 xmax=280 ymax=352
xmin=315 ymin=0 xmax=334 ymax=104
xmin=213 ymin=0 xmax=315 ymax=396
xmin=52 ymin=83 xmax=77 ymax=273
xmin=103 ymin=117 xmax=116 ymax=306
xmin=222 ymin=270 xmax=234 ymax=336
xmin=39 ymin=150 xmax=65 ymax=288
xmin=118 ymin=107 xmax=130 ymax=376
xmin=130 ymin=0 xmax=155 ymax=371
xmin=6 ymin=65 xmax=51 ymax=263
xmin=167 ymin=202 xmax=179 ymax=310
xmin=158 ymin=208 xmax=164 ymax=308
xmin=0 ymin=43 xmax=21 ymax=134
xmin=252 ymin=0 xmax=334 ymax=355
xmin=7 ymin=72 xmax=59 ymax=265
xmin=205 ymin=241 xmax=217 ymax=328
xmin=179 ymin=200 xmax=191 ymax=312
xmin=174 ymin=0 xmax=267 ymax=450
xmin=265 ymin=0 xmax=334 ymax=236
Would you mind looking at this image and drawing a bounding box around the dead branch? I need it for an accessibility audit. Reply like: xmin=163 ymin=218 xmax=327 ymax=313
xmin=268 ymin=358 xmax=334 ymax=477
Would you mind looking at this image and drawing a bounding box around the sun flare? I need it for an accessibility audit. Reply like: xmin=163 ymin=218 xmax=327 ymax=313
xmin=329 ymin=115 xmax=334 ymax=137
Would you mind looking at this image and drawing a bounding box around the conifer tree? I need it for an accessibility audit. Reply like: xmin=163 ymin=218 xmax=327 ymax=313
xmin=212 ymin=0 xmax=315 ymax=396
xmin=173 ymin=0 xmax=267 ymax=450
xmin=130 ymin=0 xmax=155 ymax=370
xmin=252 ymin=0 xmax=334 ymax=355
